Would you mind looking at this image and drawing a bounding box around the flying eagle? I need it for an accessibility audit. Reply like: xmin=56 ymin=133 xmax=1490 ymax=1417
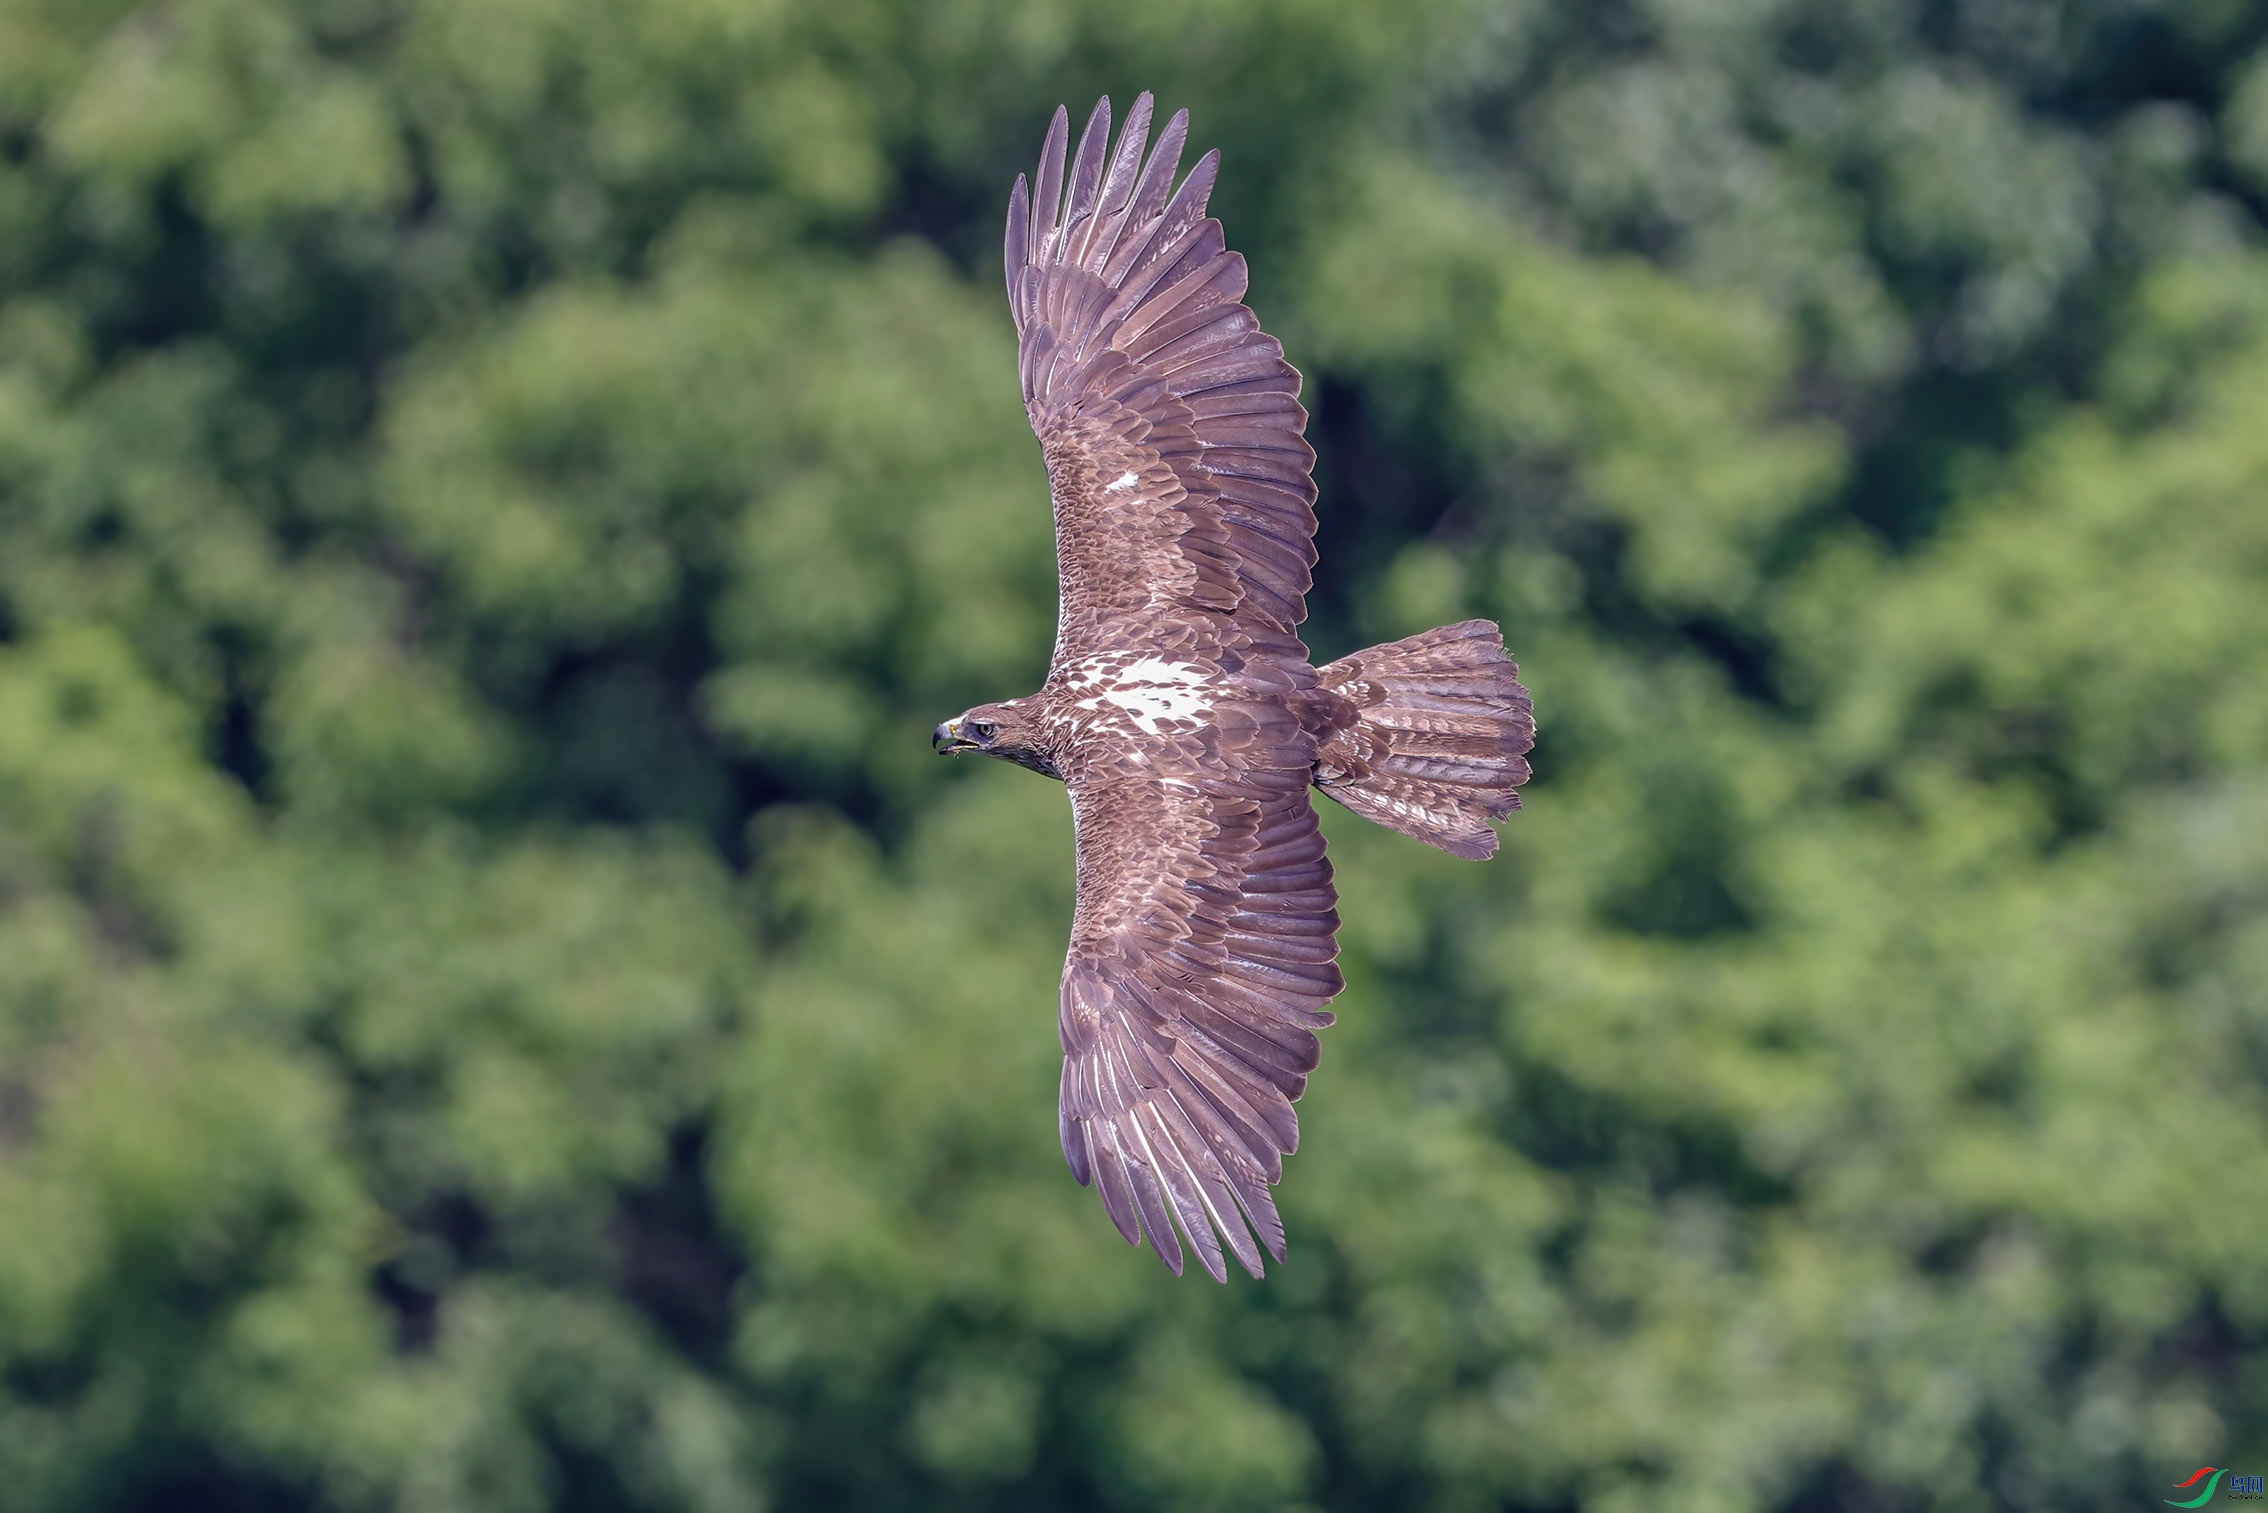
xmin=934 ymin=94 xmax=1535 ymax=1281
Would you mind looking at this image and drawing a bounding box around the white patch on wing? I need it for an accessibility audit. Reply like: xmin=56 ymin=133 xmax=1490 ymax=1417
xmin=1104 ymin=471 xmax=1140 ymax=493
xmin=1119 ymin=657 xmax=1206 ymax=687
xmin=1070 ymin=658 xmax=1215 ymax=736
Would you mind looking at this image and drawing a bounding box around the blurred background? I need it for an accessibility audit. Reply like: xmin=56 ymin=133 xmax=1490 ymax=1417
xmin=2 ymin=0 xmax=2266 ymax=1509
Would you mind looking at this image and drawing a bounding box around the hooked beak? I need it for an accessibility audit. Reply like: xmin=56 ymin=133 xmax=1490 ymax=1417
xmin=933 ymin=718 xmax=977 ymax=754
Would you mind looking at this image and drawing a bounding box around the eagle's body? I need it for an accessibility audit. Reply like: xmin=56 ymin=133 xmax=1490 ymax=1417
xmin=936 ymin=95 xmax=1534 ymax=1281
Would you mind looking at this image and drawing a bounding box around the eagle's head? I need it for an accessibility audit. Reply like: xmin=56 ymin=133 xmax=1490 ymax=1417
xmin=933 ymin=700 xmax=1059 ymax=778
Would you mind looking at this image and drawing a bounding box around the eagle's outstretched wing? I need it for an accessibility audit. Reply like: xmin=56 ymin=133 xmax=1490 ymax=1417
xmin=1056 ymin=700 xmax=1340 ymax=1281
xmin=1007 ymin=94 xmax=1319 ymax=668
xmin=1008 ymin=97 xmax=1342 ymax=1278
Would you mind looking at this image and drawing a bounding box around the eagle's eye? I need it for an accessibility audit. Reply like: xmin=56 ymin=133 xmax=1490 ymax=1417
xmin=970 ymin=719 xmax=999 ymax=741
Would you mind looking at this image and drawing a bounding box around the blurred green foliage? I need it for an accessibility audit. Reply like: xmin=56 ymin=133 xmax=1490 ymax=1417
xmin=1 ymin=0 xmax=2265 ymax=1509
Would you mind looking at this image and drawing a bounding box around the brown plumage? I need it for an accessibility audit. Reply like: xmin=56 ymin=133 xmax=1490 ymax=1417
xmin=934 ymin=94 xmax=1535 ymax=1280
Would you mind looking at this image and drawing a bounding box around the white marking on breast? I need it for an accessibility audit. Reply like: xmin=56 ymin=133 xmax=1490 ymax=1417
xmin=1059 ymin=654 xmax=1116 ymax=689
xmin=1071 ymin=658 xmax=1215 ymax=736
xmin=1119 ymin=658 xmax=1206 ymax=687
xmin=1104 ymin=471 xmax=1140 ymax=493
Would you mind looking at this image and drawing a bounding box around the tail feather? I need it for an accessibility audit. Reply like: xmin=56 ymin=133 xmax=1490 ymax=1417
xmin=1310 ymin=620 xmax=1534 ymax=860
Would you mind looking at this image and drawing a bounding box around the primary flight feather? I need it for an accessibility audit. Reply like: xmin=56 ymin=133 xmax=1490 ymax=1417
xmin=934 ymin=94 xmax=1536 ymax=1281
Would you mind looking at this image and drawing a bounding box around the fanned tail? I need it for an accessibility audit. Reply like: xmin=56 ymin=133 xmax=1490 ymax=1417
xmin=1311 ymin=620 xmax=1534 ymax=860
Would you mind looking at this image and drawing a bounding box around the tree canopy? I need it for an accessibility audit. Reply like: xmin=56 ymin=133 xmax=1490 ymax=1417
xmin=1 ymin=1 xmax=2265 ymax=1509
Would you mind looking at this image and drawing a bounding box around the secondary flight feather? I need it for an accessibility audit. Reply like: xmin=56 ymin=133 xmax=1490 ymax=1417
xmin=934 ymin=93 xmax=1536 ymax=1280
